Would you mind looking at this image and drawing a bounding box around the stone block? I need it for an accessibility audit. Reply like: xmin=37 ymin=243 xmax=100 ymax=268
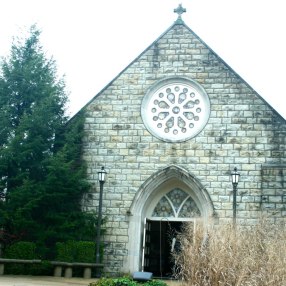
xmin=83 ymin=267 xmax=92 ymax=279
xmin=64 ymin=267 xmax=72 ymax=278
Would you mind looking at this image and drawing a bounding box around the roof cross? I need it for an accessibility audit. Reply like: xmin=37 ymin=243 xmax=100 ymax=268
xmin=174 ymin=4 xmax=186 ymax=23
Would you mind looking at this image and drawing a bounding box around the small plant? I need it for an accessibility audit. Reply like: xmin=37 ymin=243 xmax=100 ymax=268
xmin=89 ymin=277 xmax=168 ymax=286
xmin=144 ymin=280 xmax=168 ymax=286
xmin=113 ymin=277 xmax=138 ymax=286
xmin=89 ymin=277 xmax=113 ymax=286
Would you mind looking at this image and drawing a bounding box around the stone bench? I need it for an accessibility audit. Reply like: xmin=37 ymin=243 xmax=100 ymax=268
xmin=0 ymin=258 xmax=103 ymax=279
xmin=51 ymin=261 xmax=104 ymax=279
xmin=0 ymin=258 xmax=42 ymax=275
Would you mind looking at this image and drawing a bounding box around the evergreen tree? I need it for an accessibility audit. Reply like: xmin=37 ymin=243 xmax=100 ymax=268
xmin=0 ymin=26 xmax=95 ymax=258
xmin=32 ymin=114 xmax=96 ymax=257
xmin=0 ymin=25 xmax=67 ymax=196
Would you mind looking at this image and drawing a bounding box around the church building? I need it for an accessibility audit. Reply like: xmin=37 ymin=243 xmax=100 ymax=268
xmin=79 ymin=5 xmax=286 ymax=276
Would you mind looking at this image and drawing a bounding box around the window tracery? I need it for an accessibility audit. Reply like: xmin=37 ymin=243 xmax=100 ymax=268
xmin=141 ymin=77 xmax=210 ymax=142
xmin=152 ymin=188 xmax=201 ymax=218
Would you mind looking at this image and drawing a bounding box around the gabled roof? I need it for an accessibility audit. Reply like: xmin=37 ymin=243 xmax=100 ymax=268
xmin=70 ymin=9 xmax=285 ymax=123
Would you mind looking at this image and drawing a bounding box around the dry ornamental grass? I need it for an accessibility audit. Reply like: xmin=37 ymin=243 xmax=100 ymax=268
xmin=172 ymin=219 xmax=286 ymax=286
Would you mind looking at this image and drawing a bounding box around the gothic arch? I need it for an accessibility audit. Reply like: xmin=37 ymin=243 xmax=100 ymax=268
xmin=124 ymin=165 xmax=214 ymax=273
xmin=130 ymin=165 xmax=214 ymax=218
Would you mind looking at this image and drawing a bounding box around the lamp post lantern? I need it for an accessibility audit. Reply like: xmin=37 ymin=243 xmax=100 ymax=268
xmin=95 ymin=166 xmax=107 ymax=276
xmin=231 ymin=167 xmax=240 ymax=226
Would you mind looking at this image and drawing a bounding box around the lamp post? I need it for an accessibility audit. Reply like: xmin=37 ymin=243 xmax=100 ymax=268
xmin=231 ymin=167 xmax=240 ymax=227
xmin=95 ymin=166 xmax=107 ymax=276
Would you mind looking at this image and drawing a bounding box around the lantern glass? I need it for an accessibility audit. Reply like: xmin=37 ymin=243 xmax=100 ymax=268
xmin=231 ymin=167 xmax=240 ymax=184
xmin=98 ymin=166 xmax=107 ymax=182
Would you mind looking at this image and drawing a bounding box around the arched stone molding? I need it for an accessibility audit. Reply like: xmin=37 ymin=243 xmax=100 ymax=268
xmin=130 ymin=165 xmax=214 ymax=218
xmin=123 ymin=165 xmax=214 ymax=274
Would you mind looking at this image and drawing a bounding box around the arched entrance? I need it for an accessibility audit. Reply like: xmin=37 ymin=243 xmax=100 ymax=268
xmin=142 ymin=187 xmax=201 ymax=277
xmin=124 ymin=165 xmax=214 ymax=275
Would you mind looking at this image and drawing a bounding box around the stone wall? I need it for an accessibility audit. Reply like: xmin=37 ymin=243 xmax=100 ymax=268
xmin=82 ymin=23 xmax=286 ymax=274
xmin=261 ymin=164 xmax=286 ymax=221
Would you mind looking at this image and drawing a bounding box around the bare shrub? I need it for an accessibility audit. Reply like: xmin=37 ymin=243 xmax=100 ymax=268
xmin=173 ymin=219 xmax=286 ymax=286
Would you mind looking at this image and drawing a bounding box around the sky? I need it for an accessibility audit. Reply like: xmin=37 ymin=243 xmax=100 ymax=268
xmin=0 ymin=0 xmax=286 ymax=119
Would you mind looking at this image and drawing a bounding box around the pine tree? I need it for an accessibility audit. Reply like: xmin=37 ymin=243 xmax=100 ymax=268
xmin=0 ymin=25 xmax=67 ymax=195
xmin=0 ymin=26 xmax=95 ymax=258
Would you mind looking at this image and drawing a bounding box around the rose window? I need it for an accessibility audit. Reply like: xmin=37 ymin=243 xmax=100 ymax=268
xmin=141 ymin=77 xmax=210 ymax=142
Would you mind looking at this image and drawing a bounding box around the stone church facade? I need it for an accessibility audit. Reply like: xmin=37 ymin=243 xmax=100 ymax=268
xmin=79 ymin=6 xmax=286 ymax=276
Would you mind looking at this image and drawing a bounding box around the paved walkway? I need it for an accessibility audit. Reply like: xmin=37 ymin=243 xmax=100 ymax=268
xmin=0 ymin=275 xmax=182 ymax=286
xmin=0 ymin=275 xmax=95 ymax=286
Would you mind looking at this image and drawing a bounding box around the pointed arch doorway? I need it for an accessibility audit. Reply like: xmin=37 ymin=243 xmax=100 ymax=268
xmin=142 ymin=187 xmax=201 ymax=277
xmin=125 ymin=166 xmax=214 ymax=276
xmin=142 ymin=219 xmax=183 ymax=278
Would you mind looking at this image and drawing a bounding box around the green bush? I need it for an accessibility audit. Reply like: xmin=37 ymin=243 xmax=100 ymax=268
xmin=56 ymin=240 xmax=101 ymax=263
xmin=89 ymin=277 xmax=167 ymax=286
xmin=56 ymin=240 xmax=104 ymax=276
xmin=4 ymin=241 xmax=36 ymax=274
xmin=112 ymin=277 xmax=138 ymax=286
xmin=3 ymin=241 xmax=52 ymax=275
xmin=89 ymin=277 xmax=114 ymax=286
xmin=56 ymin=241 xmax=75 ymax=262
xmin=76 ymin=241 xmax=96 ymax=263
xmin=144 ymin=280 xmax=168 ymax=286
xmin=4 ymin=241 xmax=37 ymax=260
xmin=3 ymin=240 xmax=103 ymax=276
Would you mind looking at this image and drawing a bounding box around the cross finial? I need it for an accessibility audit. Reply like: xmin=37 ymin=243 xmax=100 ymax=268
xmin=174 ymin=4 xmax=186 ymax=24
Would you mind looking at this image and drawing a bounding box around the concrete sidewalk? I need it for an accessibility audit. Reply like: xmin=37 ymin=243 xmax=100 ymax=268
xmin=0 ymin=275 xmax=96 ymax=286
xmin=0 ymin=275 xmax=182 ymax=286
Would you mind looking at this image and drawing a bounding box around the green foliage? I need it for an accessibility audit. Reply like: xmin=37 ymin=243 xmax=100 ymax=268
xmin=56 ymin=240 xmax=103 ymax=263
xmin=3 ymin=241 xmax=52 ymax=275
xmin=76 ymin=241 xmax=97 ymax=263
xmin=0 ymin=25 xmax=97 ymax=259
xmin=89 ymin=277 xmax=167 ymax=286
xmin=112 ymin=277 xmax=138 ymax=286
xmin=0 ymin=25 xmax=67 ymax=189
xmin=0 ymin=25 xmax=67 ymax=245
xmin=89 ymin=277 xmax=112 ymax=286
xmin=143 ymin=280 xmax=168 ymax=286
xmin=4 ymin=241 xmax=37 ymax=259
xmin=55 ymin=241 xmax=75 ymax=262
xmin=91 ymin=277 xmax=136 ymax=286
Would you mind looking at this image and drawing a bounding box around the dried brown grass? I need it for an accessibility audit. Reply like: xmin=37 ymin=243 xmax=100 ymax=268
xmin=173 ymin=220 xmax=286 ymax=286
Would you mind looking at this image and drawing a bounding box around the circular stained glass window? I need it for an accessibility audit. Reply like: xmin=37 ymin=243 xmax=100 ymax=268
xmin=141 ymin=77 xmax=210 ymax=142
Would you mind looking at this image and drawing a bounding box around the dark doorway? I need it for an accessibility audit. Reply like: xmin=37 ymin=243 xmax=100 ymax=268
xmin=143 ymin=220 xmax=183 ymax=278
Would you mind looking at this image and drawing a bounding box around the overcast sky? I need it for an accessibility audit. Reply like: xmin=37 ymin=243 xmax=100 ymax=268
xmin=0 ymin=0 xmax=285 ymax=119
